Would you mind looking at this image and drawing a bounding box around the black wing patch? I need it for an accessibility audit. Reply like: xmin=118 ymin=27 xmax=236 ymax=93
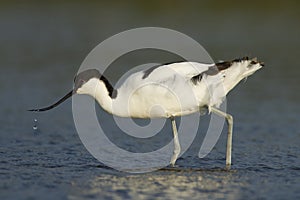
xmin=142 ymin=64 xmax=161 ymax=79
xmin=191 ymin=56 xmax=263 ymax=85
xmin=191 ymin=65 xmax=220 ymax=85
xmin=215 ymin=61 xmax=232 ymax=71
xmin=191 ymin=73 xmax=203 ymax=84
xmin=215 ymin=56 xmax=252 ymax=71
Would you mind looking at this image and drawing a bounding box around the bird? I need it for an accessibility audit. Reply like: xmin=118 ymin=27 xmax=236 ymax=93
xmin=29 ymin=57 xmax=264 ymax=169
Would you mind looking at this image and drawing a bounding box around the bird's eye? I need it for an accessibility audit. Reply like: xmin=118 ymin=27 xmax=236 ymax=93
xmin=75 ymin=78 xmax=85 ymax=86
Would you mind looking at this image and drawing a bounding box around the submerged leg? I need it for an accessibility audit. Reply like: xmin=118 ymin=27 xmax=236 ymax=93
xmin=170 ymin=117 xmax=181 ymax=167
xmin=210 ymin=107 xmax=233 ymax=170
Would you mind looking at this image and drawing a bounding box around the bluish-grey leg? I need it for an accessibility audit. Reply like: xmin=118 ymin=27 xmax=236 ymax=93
xmin=170 ymin=117 xmax=181 ymax=167
xmin=210 ymin=107 xmax=233 ymax=169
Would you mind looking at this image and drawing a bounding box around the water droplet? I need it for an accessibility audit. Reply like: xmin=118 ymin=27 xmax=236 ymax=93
xmin=33 ymin=118 xmax=38 ymax=130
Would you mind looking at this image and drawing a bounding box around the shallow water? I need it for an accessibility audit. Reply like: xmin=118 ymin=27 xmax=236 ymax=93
xmin=1 ymin=2 xmax=300 ymax=200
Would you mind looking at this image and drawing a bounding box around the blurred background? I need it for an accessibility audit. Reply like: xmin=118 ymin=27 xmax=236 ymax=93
xmin=0 ymin=1 xmax=299 ymax=199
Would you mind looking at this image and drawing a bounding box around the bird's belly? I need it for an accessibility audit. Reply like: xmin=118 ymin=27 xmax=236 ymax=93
xmin=127 ymin=102 xmax=199 ymax=118
xmin=128 ymin=103 xmax=199 ymax=118
xmin=125 ymin=86 xmax=200 ymax=118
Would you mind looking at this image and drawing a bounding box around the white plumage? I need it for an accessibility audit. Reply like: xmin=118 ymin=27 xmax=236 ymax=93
xmin=29 ymin=57 xmax=264 ymax=169
xmin=90 ymin=62 xmax=216 ymax=118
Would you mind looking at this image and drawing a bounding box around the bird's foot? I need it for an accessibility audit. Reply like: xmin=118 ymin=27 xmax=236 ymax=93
xmin=170 ymin=156 xmax=178 ymax=167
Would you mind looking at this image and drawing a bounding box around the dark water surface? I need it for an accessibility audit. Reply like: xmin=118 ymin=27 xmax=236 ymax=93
xmin=1 ymin=2 xmax=300 ymax=199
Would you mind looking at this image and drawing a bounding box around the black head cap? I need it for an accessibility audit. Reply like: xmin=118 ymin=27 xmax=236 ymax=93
xmin=74 ymin=69 xmax=101 ymax=92
xmin=74 ymin=69 xmax=117 ymax=98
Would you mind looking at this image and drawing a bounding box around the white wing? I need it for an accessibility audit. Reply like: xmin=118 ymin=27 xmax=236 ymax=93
xmin=121 ymin=61 xmax=214 ymax=88
xmin=165 ymin=61 xmax=214 ymax=79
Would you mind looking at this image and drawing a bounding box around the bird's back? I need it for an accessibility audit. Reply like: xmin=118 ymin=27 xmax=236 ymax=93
xmin=115 ymin=62 xmax=217 ymax=118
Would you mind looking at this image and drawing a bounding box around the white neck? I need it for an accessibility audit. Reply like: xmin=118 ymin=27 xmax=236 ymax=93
xmin=77 ymin=78 xmax=134 ymax=117
xmin=94 ymin=79 xmax=131 ymax=117
xmin=93 ymin=80 xmax=115 ymax=115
